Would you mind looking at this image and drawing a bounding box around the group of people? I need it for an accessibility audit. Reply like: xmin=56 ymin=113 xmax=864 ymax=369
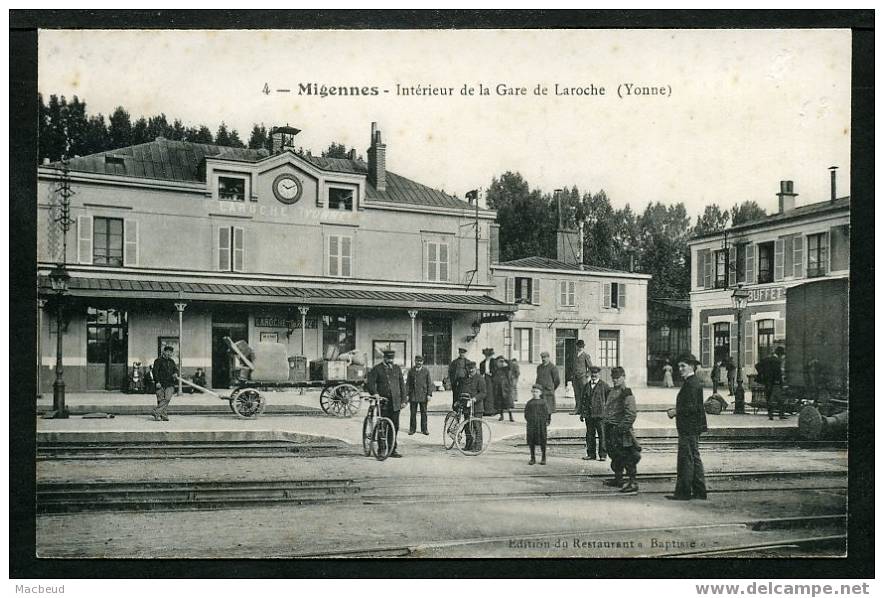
xmin=448 ymin=347 xmax=520 ymax=421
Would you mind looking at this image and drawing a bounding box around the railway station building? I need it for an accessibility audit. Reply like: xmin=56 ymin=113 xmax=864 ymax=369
xmin=37 ymin=123 xmax=517 ymax=392
xmin=688 ymin=177 xmax=850 ymax=384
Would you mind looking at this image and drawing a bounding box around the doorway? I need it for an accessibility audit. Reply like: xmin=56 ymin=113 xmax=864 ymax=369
xmin=555 ymin=328 xmax=579 ymax=382
xmin=86 ymin=307 xmax=128 ymax=390
xmin=212 ymin=314 xmax=249 ymax=388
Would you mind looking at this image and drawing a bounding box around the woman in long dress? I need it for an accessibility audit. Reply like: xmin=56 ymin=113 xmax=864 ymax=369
xmin=662 ymin=361 xmax=674 ymax=388
xmin=493 ymin=356 xmax=514 ymax=421
xmin=508 ymin=358 xmax=520 ymax=407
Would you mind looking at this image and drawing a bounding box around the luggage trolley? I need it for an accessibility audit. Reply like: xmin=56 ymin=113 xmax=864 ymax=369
xmin=176 ymin=337 xmax=366 ymax=419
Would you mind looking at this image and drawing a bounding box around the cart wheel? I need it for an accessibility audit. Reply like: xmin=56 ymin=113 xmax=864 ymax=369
xmin=228 ymin=389 xmax=241 ymax=414
xmin=333 ymin=383 xmax=362 ymax=418
xmin=372 ymin=417 xmax=396 ymax=461
xmin=319 ymin=386 xmax=334 ymax=414
xmin=442 ymin=411 xmax=460 ymax=450
xmin=361 ymin=414 xmax=373 ymax=457
xmin=232 ymin=388 xmax=265 ymax=418
xmin=455 ymin=419 xmax=492 ymax=456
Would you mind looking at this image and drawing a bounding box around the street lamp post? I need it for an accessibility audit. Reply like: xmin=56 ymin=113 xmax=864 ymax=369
xmin=47 ymin=264 xmax=71 ymax=419
xmin=174 ymin=296 xmax=187 ymax=396
xmin=731 ymin=287 xmax=750 ymax=415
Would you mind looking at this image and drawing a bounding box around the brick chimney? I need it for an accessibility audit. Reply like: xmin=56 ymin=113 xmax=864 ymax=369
xmin=777 ymin=180 xmax=797 ymax=214
xmin=489 ymin=223 xmax=500 ymax=264
xmin=367 ymin=122 xmax=387 ymax=192
xmin=829 ymin=166 xmax=838 ymax=202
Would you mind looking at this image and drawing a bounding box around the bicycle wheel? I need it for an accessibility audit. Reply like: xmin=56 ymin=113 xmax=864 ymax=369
xmin=442 ymin=411 xmax=460 ymax=450
xmin=372 ymin=417 xmax=396 ymax=461
xmin=455 ymin=418 xmax=492 ymax=456
xmin=361 ymin=414 xmax=374 ymax=456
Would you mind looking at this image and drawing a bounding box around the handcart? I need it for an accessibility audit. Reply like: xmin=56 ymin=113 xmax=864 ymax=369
xmin=175 ymin=337 xmax=366 ymax=419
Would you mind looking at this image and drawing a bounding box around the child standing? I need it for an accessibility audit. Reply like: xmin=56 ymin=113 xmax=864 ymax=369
xmin=525 ymin=383 xmax=551 ymax=465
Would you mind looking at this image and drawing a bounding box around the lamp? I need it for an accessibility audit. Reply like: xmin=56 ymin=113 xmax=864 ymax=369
xmin=46 ymin=264 xmax=71 ymax=419
xmin=731 ymin=286 xmax=751 ymax=414
xmin=49 ymin=264 xmax=70 ymax=293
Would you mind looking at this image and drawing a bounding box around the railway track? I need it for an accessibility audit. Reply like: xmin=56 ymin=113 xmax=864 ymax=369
xmin=37 ymin=469 xmax=846 ymax=514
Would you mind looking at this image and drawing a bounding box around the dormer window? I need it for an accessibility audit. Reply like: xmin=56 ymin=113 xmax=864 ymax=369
xmin=218 ymin=175 xmax=247 ymax=202
xmin=328 ymin=187 xmax=354 ymax=211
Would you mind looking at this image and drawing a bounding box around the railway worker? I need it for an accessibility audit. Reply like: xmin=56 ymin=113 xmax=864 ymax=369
xmin=580 ymin=365 xmax=609 ymax=461
xmin=756 ymin=346 xmax=786 ymax=420
xmin=535 ymin=351 xmax=561 ymax=413
xmin=665 ymin=353 xmax=708 ymax=501
xmin=152 ymin=345 xmax=178 ymax=421
xmin=603 ymin=367 xmax=640 ymax=493
xmin=459 ymin=361 xmax=487 ymax=451
xmin=367 ymin=349 xmax=407 ymax=458
xmin=406 ymin=355 xmax=432 ymax=436
xmin=448 ymin=347 xmax=469 ymax=408
xmin=570 ymin=339 xmax=594 ymax=415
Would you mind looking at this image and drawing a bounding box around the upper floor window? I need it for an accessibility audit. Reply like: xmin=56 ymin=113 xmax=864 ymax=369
xmin=714 ymin=249 xmax=728 ymax=288
xmin=425 ymin=241 xmax=449 ymax=282
xmin=328 ymin=234 xmax=352 ymax=277
xmin=93 ymin=217 xmax=124 ymax=266
xmin=757 ymin=241 xmax=774 ymax=284
xmin=328 ymin=187 xmax=354 ymax=211
xmin=218 ymin=175 xmax=246 ymax=201
xmin=218 ymin=226 xmax=244 ymax=272
xmin=604 ymin=282 xmax=627 ymax=309
xmin=515 ymin=277 xmax=534 ymax=304
xmin=559 ymin=280 xmax=576 ymax=307
xmin=807 ymin=232 xmax=829 ymax=278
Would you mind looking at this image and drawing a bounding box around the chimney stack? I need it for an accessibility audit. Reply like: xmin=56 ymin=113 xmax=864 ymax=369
xmin=776 ymin=180 xmax=797 ymax=214
xmin=829 ymin=166 xmax=838 ymax=202
xmin=347 ymin=148 xmax=356 ymax=160
xmin=270 ymin=125 xmax=301 ymax=154
xmin=367 ymin=121 xmax=387 ymax=192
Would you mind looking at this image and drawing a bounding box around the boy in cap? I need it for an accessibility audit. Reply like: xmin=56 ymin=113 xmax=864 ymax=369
xmin=367 ymin=349 xmax=407 ymax=458
xmin=524 ymin=384 xmax=551 ymax=465
xmin=406 ymin=355 xmax=432 ymax=435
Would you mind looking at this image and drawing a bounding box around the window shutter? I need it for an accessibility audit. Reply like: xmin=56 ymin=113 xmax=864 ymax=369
xmin=695 ymin=249 xmax=705 ymax=288
xmin=618 ymin=283 xmax=626 ymax=308
xmin=602 ymin=282 xmax=611 ymax=308
xmin=505 ymin=277 xmax=514 ymax=303
xmin=558 ymin=281 xmax=565 ymax=306
xmin=821 ymin=232 xmax=830 ymax=275
xmin=532 ymin=278 xmax=541 ymax=305
xmin=783 ymin=235 xmax=793 ymax=278
xmin=427 ymin=242 xmax=437 ymax=281
xmin=703 ymin=249 xmax=713 ymax=288
xmin=728 ymin=245 xmax=737 ymax=286
xmin=744 ymin=319 xmax=754 ymax=372
xmin=792 ymin=234 xmax=804 ymax=278
xmin=341 ymin=236 xmax=352 ymax=277
xmin=774 ymin=317 xmax=785 ymax=342
xmin=232 ymin=227 xmax=244 ymax=272
xmin=569 ymin=281 xmax=576 ymax=307
xmin=729 ymin=322 xmax=738 ymax=361
xmin=700 ymin=323 xmax=710 ymax=367
xmin=774 ymin=238 xmax=785 ymax=281
xmin=532 ymin=327 xmax=541 ymax=363
xmin=745 ymin=243 xmax=756 ymax=284
xmin=830 ymin=225 xmax=849 ymax=271
xmin=440 ymin=243 xmax=448 ymax=281
xmin=77 ymin=215 xmax=93 ymax=264
xmin=218 ymin=226 xmax=231 ymax=271
xmin=123 ymin=220 xmax=139 ymax=266
xmin=328 ymin=235 xmax=338 ymax=276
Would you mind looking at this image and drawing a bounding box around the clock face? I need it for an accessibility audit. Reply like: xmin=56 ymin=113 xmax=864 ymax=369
xmin=272 ymin=174 xmax=303 ymax=205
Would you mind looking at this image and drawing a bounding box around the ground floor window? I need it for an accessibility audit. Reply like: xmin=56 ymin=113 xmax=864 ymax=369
xmin=513 ymin=327 xmax=532 ymax=363
xmin=421 ymin=317 xmax=451 ymax=365
xmin=322 ymin=315 xmax=356 ymax=358
xmin=713 ymin=322 xmax=731 ymax=362
xmin=757 ymin=319 xmax=775 ymax=360
xmin=598 ymin=330 xmax=620 ymax=367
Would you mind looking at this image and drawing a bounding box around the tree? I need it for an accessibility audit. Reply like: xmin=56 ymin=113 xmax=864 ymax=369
xmin=730 ymin=201 xmax=767 ymax=226
xmin=248 ymin=124 xmax=269 ymax=150
xmin=693 ymin=204 xmax=731 ymax=237
xmin=637 ymin=202 xmax=692 ymax=298
xmin=186 ymin=125 xmax=213 ymax=144
xmin=146 ymin=114 xmax=170 ymax=140
xmin=228 ymin=129 xmax=245 ymax=148
xmin=39 ymin=94 xmax=69 ymax=161
xmin=215 ymin=122 xmax=232 ymax=146
xmin=169 ymin=119 xmax=187 ymax=141
xmin=131 ymin=117 xmax=149 ymax=145
xmin=63 ymin=96 xmax=89 ymax=158
xmin=485 ymin=171 xmax=556 ymax=262
xmin=108 ymin=106 xmax=132 ymax=149
xmin=83 ymin=114 xmax=109 ymax=155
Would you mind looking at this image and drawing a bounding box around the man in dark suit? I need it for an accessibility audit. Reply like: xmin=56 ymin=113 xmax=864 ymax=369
xmin=580 ymin=365 xmax=608 ymax=461
xmin=756 ymin=346 xmax=786 ymax=420
xmin=535 ymin=351 xmax=561 ymax=413
xmin=666 ymin=353 xmax=708 ymax=500
xmin=367 ymin=349 xmax=407 ymax=458
xmin=448 ymin=347 xmax=469 ymax=408
xmin=570 ymin=339 xmax=593 ymax=415
xmin=406 ymin=355 xmax=433 ymax=435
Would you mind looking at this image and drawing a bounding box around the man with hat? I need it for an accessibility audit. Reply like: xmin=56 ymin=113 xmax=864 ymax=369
xmin=755 ymin=346 xmax=786 ymax=420
xmin=448 ymin=348 xmax=469 ymax=409
xmin=458 ymin=360 xmax=487 ymax=450
xmin=570 ymin=339 xmax=594 ymax=415
xmin=665 ymin=353 xmax=708 ymax=500
xmin=535 ymin=351 xmax=561 ymax=413
xmin=152 ymin=345 xmax=178 ymax=421
xmin=406 ymin=355 xmax=433 ymax=435
xmin=603 ymin=366 xmax=641 ymax=493
xmin=579 ymin=365 xmax=609 ymax=461
xmin=367 ymin=348 xmax=407 ymax=458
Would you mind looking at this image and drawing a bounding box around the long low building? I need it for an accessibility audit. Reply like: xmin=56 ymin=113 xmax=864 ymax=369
xmin=37 ymin=124 xmax=515 ymax=392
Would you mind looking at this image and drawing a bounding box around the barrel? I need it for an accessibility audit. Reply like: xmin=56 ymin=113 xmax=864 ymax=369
xmin=798 ymin=405 xmax=849 ymax=440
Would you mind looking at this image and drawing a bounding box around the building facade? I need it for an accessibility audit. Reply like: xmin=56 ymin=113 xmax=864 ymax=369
xmin=37 ymin=124 xmax=516 ymax=392
xmin=477 ymin=256 xmax=650 ymax=387
xmin=647 ymin=298 xmax=691 ymax=385
xmin=688 ymin=180 xmax=850 ymax=383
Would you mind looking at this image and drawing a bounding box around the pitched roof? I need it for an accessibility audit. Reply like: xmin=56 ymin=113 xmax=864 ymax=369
xmin=691 ymin=196 xmax=851 ymax=241
xmin=495 ymin=256 xmax=631 ymax=274
xmin=49 ymin=138 xmax=473 ymax=210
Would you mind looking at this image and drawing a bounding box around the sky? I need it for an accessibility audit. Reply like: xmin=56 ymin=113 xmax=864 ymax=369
xmin=38 ymin=28 xmax=851 ymax=217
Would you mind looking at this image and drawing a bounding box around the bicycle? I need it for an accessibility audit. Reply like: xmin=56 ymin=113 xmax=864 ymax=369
xmin=362 ymin=394 xmax=396 ymax=461
xmin=442 ymin=394 xmax=492 ymax=456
